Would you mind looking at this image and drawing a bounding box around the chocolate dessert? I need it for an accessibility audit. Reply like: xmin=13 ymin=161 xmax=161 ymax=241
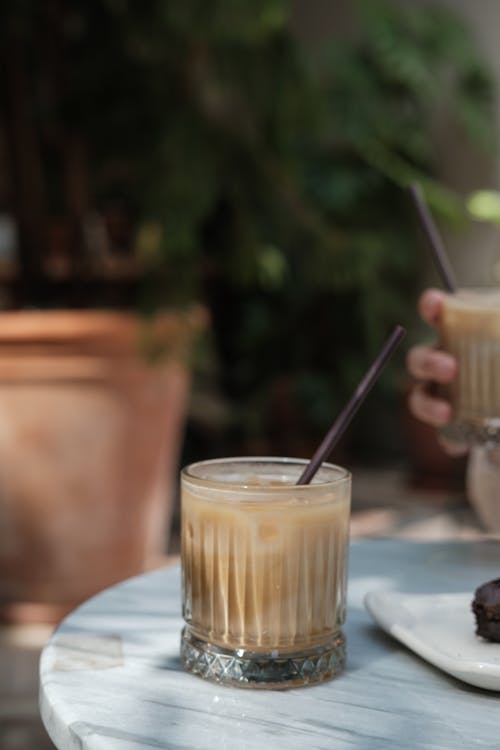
xmin=472 ymin=578 xmax=500 ymax=642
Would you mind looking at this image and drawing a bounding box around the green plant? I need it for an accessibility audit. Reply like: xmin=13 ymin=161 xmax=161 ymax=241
xmin=192 ymin=0 xmax=494 ymax=456
xmin=467 ymin=191 xmax=500 ymax=223
xmin=0 ymin=0 xmax=494 ymax=457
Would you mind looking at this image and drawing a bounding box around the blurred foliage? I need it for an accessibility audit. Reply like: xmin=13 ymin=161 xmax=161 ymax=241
xmin=467 ymin=191 xmax=500 ymax=224
xmin=0 ymin=0 xmax=495 ymax=457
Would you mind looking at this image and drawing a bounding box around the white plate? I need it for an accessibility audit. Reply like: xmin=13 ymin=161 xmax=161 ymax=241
xmin=364 ymin=590 xmax=500 ymax=691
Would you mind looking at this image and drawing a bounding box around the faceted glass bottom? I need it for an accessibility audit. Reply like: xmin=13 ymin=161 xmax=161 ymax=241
xmin=180 ymin=626 xmax=345 ymax=689
xmin=442 ymin=417 xmax=500 ymax=445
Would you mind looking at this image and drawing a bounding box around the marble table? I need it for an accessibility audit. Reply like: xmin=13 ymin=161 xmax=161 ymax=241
xmin=40 ymin=539 xmax=500 ymax=750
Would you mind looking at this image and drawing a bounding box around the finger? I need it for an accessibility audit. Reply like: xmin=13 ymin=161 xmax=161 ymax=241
xmin=408 ymin=383 xmax=452 ymax=427
xmin=437 ymin=435 xmax=469 ymax=457
xmin=418 ymin=288 xmax=446 ymax=327
xmin=406 ymin=346 xmax=457 ymax=383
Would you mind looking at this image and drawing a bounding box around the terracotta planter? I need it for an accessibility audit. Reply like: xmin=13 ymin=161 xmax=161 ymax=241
xmin=0 ymin=308 xmax=205 ymax=623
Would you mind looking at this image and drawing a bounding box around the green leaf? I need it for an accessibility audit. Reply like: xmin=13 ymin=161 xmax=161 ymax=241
xmin=467 ymin=191 xmax=500 ymax=224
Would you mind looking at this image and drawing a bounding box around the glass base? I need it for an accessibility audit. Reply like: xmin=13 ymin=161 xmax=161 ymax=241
xmin=180 ymin=626 xmax=345 ymax=689
xmin=441 ymin=418 xmax=500 ymax=446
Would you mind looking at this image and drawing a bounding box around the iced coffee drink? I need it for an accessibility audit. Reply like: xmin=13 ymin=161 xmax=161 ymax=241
xmin=180 ymin=457 xmax=351 ymax=688
xmin=440 ymin=288 xmax=500 ymax=443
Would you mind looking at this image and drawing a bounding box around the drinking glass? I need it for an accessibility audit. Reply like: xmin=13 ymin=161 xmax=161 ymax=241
xmin=180 ymin=457 xmax=351 ymax=689
xmin=440 ymin=289 xmax=500 ymax=444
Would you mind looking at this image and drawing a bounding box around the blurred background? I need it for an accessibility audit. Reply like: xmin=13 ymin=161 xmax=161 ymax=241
xmin=1 ymin=0 xmax=500 ymax=747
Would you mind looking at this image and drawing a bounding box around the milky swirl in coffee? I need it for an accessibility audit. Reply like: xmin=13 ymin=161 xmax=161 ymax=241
xmin=441 ymin=289 xmax=500 ymax=424
xmin=181 ymin=461 xmax=350 ymax=653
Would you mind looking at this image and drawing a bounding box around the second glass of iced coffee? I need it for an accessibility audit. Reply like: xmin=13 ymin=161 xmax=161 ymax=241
xmin=440 ymin=288 xmax=500 ymax=443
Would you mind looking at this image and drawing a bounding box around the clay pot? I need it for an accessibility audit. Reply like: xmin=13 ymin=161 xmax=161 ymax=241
xmin=0 ymin=308 xmax=205 ymax=623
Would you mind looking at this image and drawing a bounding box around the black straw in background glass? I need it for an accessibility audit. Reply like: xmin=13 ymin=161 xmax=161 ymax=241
xmin=408 ymin=182 xmax=457 ymax=293
xmin=297 ymin=325 xmax=406 ymax=485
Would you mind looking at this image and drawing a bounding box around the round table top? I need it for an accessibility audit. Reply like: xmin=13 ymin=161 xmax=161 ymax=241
xmin=40 ymin=539 xmax=500 ymax=750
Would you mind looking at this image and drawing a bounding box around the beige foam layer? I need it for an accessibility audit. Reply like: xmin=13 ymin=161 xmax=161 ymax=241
xmin=442 ymin=289 xmax=500 ymax=338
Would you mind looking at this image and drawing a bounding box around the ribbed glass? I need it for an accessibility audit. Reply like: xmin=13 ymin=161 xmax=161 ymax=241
xmin=180 ymin=458 xmax=351 ymax=688
xmin=441 ymin=290 xmax=500 ymax=444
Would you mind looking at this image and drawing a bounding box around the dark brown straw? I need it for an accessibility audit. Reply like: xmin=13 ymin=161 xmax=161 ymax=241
xmin=297 ymin=325 xmax=406 ymax=485
xmin=408 ymin=182 xmax=457 ymax=293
